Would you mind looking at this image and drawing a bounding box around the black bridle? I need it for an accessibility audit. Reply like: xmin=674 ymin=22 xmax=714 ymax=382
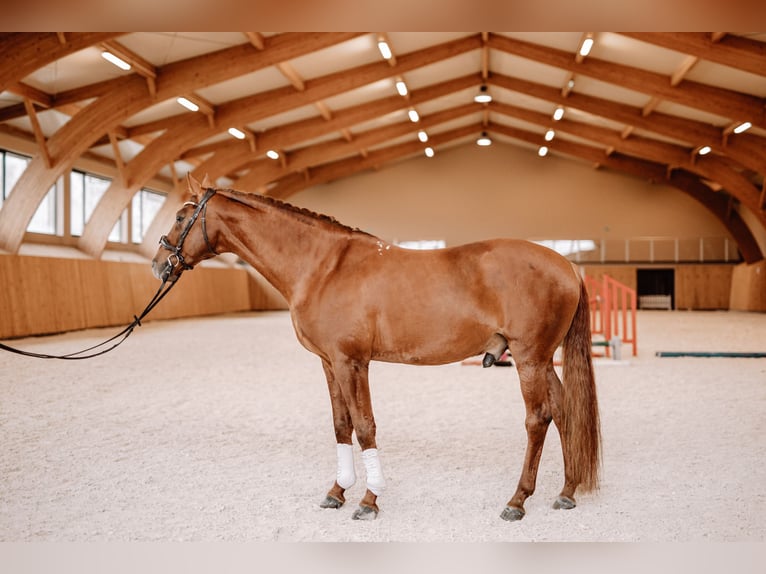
xmin=158 ymin=187 xmax=218 ymax=281
xmin=0 ymin=188 xmax=219 ymax=360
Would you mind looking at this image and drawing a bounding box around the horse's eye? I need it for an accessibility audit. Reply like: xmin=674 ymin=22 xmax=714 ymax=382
xmin=175 ymin=215 xmax=184 ymax=224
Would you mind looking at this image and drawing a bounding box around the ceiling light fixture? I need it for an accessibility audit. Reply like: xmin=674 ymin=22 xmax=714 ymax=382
xmin=545 ymin=129 xmax=555 ymax=142
xmin=579 ymin=35 xmax=594 ymax=57
xmin=553 ymin=106 xmax=565 ymax=121
xmin=476 ymin=131 xmax=492 ymax=147
xmin=538 ymin=146 xmax=549 ymax=157
xmin=176 ymin=97 xmax=200 ymax=112
xmin=698 ymin=145 xmax=712 ymax=156
xmin=377 ymin=40 xmax=392 ymax=60
xmin=417 ymin=130 xmax=429 ymax=143
xmin=474 ymin=85 xmax=492 ymax=104
xmin=266 ymin=150 xmax=280 ymax=160
xmin=424 ymin=147 xmax=435 ymax=158
xmin=101 ymin=51 xmax=131 ymax=71
xmin=395 ymin=79 xmax=408 ymax=97
xmin=228 ymin=127 xmax=246 ymax=140
xmin=733 ymin=121 xmax=752 ymax=134
xmin=408 ymin=109 xmax=420 ymax=123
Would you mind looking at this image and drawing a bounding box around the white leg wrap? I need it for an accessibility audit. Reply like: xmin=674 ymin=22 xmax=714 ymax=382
xmin=361 ymin=448 xmax=386 ymax=496
xmin=336 ymin=443 xmax=356 ymax=490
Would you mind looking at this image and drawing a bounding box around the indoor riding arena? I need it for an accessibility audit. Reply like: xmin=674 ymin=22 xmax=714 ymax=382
xmin=1 ymin=32 xmax=765 ymax=547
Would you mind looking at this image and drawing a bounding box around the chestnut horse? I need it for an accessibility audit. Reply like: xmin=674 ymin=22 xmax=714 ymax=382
xmin=152 ymin=177 xmax=601 ymax=522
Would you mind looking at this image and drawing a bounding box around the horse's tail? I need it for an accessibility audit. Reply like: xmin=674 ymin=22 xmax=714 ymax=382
xmin=561 ymin=277 xmax=601 ymax=492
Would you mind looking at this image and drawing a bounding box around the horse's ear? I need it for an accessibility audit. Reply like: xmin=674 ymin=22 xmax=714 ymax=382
xmin=187 ymin=173 xmax=204 ymax=201
xmin=201 ymin=173 xmax=212 ymax=188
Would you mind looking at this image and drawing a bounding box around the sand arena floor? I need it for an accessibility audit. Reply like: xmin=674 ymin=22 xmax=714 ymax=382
xmin=1 ymin=309 xmax=764 ymax=542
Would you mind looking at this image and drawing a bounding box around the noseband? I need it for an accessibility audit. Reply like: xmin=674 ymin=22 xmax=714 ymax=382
xmin=158 ymin=187 xmax=218 ymax=279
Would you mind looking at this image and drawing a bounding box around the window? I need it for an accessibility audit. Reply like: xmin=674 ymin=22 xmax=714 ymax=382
xmin=1 ymin=150 xmax=29 ymax=204
xmin=535 ymin=239 xmax=597 ymax=258
xmin=131 ymin=188 xmax=166 ymax=243
xmin=395 ymin=239 xmax=446 ymax=250
xmin=1 ymin=149 xmax=58 ymax=235
xmin=70 ymin=170 xmax=122 ymax=241
xmin=26 ymin=186 xmax=59 ymax=235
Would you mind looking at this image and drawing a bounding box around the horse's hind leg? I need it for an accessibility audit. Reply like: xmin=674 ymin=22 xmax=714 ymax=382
xmin=319 ymin=359 xmax=356 ymax=510
xmin=546 ymin=366 xmax=578 ymax=510
xmin=501 ymin=360 xmax=553 ymax=522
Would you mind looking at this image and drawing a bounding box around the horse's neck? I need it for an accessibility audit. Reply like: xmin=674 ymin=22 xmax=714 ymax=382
xmin=216 ymin=198 xmax=346 ymax=304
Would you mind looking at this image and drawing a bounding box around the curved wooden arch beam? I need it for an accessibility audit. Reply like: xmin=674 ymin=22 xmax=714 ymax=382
xmin=79 ymin=36 xmax=483 ymax=258
xmin=489 ymin=73 xmax=766 ymax=178
xmin=0 ymin=33 xmax=122 ymax=93
xmin=488 ymin=122 xmax=764 ymax=262
xmin=489 ymin=104 xmax=765 ymax=221
xmin=0 ymin=33 xmax=362 ymax=254
xmin=596 ymin=154 xmax=762 ymax=263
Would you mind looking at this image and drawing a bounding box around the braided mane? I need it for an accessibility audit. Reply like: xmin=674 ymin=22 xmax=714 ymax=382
xmin=213 ymin=187 xmax=372 ymax=237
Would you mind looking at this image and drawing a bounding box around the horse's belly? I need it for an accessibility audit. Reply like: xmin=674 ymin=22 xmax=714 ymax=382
xmin=371 ymin=312 xmax=494 ymax=366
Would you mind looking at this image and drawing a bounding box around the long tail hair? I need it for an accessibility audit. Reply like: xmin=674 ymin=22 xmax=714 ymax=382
xmin=561 ymin=278 xmax=602 ymax=491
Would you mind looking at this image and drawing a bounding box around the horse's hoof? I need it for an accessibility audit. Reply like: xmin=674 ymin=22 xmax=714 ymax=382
xmin=500 ymin=505 xmax=525 ymax=521
xmin=552 ymin=496 xmax=576 ymax=510
xmin=320 ymin=495 xmax=344 ymax=509
xmin=351 ymin=505 xmax=378 ymax=521
xmin=482 ymin=353 xmax=496 ymax=368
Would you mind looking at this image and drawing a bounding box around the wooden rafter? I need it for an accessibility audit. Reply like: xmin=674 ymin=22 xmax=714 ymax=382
xmin=277 ymin=62 xmax=305 ymax=91
xmin=245 ymin=32 xmax=265 ymax=50
xmin=670 ymin=55 xmax=699 ymax=86
xmin=621 ymin=32 xmax=766 ymax=78
xmin=0 ymin=32 xmax=121 ymax=93
xmin=101 ymin=40 xmax=158 ymax=96
xmin=7 ymin=82 xmax=52 ymax=108
xmin=108 ymin=130 xmax=127 ymax=186
xmin=22 ymin=98 xmax=52 ymax=168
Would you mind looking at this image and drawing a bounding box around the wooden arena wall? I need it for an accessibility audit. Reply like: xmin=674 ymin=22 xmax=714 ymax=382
xmin=729 ymin=260 xmax=766 ymax=312
xmin=582 ymin=262 xmax=764 ymax=311
xmin=0 ymin=254 xmax=259 ymax=339
xmin=582 ymin=263 xmax=735 ymax=311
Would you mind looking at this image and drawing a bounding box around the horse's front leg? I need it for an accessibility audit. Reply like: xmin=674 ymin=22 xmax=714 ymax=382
xmin=321 ymin=356 xmax=386 ymax=520
xmin=319 ymin=359 xmax=357 ymax=510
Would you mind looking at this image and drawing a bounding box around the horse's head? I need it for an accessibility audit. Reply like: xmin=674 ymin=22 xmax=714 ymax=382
xmin=151 ymin=175 xmax=220 ymax=282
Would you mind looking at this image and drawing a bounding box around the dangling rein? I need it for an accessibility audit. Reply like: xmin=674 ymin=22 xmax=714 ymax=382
xmin=0 ymin=188 xmax=217 ymax=360
xmin=0 ymin=273 xmax=181 ymax=360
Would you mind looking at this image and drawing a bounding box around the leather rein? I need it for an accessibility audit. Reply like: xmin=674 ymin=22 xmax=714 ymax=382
xmin=0 ymin=188 xmax=218 ymax=360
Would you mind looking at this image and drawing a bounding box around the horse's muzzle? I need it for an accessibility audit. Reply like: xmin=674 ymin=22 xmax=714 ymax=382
xmin=151 ymin=258 xmax=169 ymax=281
